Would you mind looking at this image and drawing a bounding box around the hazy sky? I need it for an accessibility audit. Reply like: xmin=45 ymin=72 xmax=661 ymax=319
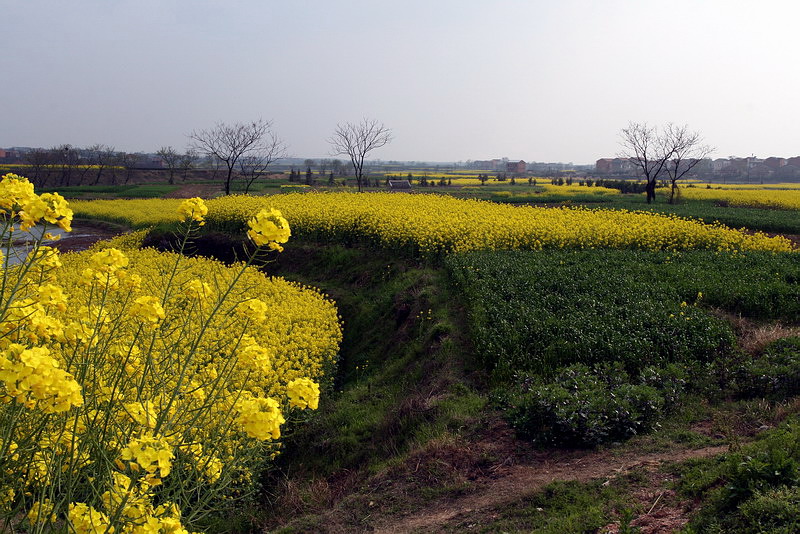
xmin=3 ymin=1 xmax=800 ymax=163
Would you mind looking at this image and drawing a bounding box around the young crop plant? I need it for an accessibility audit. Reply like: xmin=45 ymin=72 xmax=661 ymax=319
xmin=0 ymin=174 xmax=342 ymax=532
xmin=447 ymin=249 xmax=800 ymax=446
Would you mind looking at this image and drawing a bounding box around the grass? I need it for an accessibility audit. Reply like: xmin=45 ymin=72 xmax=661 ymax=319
xmin=259 ymin=243 xmax=483 ymax=476
xmin=674 ymin=416 xmax=800 ymax=533
xmin=444 ymin=478 xmax=636 ymax=534
xmin=39 ymin=183 xmax=181 ymax=198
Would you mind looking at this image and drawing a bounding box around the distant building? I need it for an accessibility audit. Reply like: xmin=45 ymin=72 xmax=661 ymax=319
xmin=764 ymin=157 xmax=787 ymax=170
xmin=775 ymin=164 xmax=800 ymax=180
xmin=712 ymin=158 xmax=731 ymax=172
xmin=388 ymin=179 xmax=412 ymax=191
xmin=595 ymin=158 xmax=636 ymax=175
xmin=506 ymin=160 xmax=526 ymax=174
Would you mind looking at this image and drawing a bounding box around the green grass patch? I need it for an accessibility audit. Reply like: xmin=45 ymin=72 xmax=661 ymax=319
xmin=676 ymin=418 xmax=800 ymax=533
xmin=263 ymin=244 xmax=483 ymax=477
xmin=445 ymin=478 xmax=636 ymax=533
xmin=40 ymin=184 xmax=181 ymax=198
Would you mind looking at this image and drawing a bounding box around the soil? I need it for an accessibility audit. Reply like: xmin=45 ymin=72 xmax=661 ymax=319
xmin=370 ymin=437 xmax=728 ymax=534
xmin=162 ymin=183 xmax=222 ymax=198
xmin=51 ymin=224 xmax=123 ymax=252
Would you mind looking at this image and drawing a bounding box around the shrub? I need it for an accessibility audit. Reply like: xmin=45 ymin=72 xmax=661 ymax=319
xmin=735 ymin=337 xmax=800 ymax=400
xmin=501 ymin=363 xmax=680 ymax=447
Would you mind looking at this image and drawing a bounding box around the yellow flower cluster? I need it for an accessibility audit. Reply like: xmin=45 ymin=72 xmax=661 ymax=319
xmin=71 ymin=198 xmax=184 ymax=228
xmin=0 ymin=344 xmax=83 ymax=412
xmin=69 ymin=193 xmax=795 ymax=254
xmin=247 ymin=207 xmax=291 ymax=251
xmin=176 ymin=197 xmax=208 ymax=225
xmin=0 ymin=177 xmax=342 ymax=532
xmin=120 ymin=433 xmax=175 ymax=479
xmin=0 ymin=245 xmax=341 ymax=526
xmin=539 ymin=184 xmax=621 ymax=196
xmin=669 ymin=186 xmax=800 ymax=211
xmin=201 ymin=192 xmax=794 ymax=254
xmin=235 ymin=393 xmax=285 ymax=440
xmin=287 ymin=377 xmax=321 ymax=410
xmin=0 ymin=173 xmax=73 ymax=232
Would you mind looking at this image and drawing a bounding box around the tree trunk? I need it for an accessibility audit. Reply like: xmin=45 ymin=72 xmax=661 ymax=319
xmin=225 ymin=167 xmax=233 ymax=195
xmin=646 ymin=181 xmax=656 ymax=204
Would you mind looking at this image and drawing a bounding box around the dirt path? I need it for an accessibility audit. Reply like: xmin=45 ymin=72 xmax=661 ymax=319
xmin=163 ymin=183 xmax=221 ymax=198
xmin=372 ymin=444 xmax=729 ymax=534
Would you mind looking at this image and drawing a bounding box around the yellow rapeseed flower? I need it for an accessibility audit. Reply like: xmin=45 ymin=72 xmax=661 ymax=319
xmin=129 ymin=296 xmax=166 ymax=324
xmin=246 ymin=208 xmax=291 ymax=250
xmin=287 ymin=378 xmax=320 ymax=410
xmin=176 ymin=197 xmax=208 ymax=225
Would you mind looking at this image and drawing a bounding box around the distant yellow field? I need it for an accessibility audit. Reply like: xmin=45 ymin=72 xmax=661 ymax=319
xmin=666 ymin=186 xmax=800 ymax=210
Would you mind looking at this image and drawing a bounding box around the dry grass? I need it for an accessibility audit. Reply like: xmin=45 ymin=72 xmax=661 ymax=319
xmin=720 ymin=312 xmax=800 ymax=355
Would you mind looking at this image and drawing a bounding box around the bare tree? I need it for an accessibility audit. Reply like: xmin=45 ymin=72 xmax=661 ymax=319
xmin=662 ymin=124 xmax=713 ymax=204
xmin=120 ymin=152 xmax=140 ymax=184
xmin=331 ymin=159 xmax=346 ymax=177
xmin=156 ymin=146 xmax=182 ymax=185
xmin=54 ymin=144 xmax=79 ymax=187
xmin=328 ymin=118 xmax=392 ymax=192
xmin=88 ymin=144 xmax=116 ymax=185
xmin=189 ymin=119 xmax=273 ymax=195
xmin=237 ymin=132 xmax=287 ymax=194
xmin=619 ymin=122 xmax=673 ymax=204
xmin=24 ymin=148 xmax=51 ymax=187
xmin=180 ymin=148 xmax=198 ymax=181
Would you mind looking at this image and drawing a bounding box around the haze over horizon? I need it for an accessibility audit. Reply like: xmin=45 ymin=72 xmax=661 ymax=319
xmin=3 ymin=1 xmax=799 ymax=164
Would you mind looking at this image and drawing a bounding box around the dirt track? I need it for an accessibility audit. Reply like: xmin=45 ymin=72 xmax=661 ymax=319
xmin=372 ymin=444 xmax=729 ymax=534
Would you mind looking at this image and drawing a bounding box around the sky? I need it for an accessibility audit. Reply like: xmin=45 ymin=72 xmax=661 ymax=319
xmin=2 ymin=0 xmax=800 ymax=164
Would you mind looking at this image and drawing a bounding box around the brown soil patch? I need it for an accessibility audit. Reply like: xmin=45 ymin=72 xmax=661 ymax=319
xmin=369 ymin=435 xmax=728 ymax=534
xmin=163 ymin=183 xmax=222 ymax=198
xmin=49 ymin=223 xmax=125 ymax=253
xmin=602 ymin=468 xmax=692 ymax=534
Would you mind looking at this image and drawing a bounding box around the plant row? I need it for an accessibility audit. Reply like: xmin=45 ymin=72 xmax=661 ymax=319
xmin=446 ymin=249 xmax=800 ymax=446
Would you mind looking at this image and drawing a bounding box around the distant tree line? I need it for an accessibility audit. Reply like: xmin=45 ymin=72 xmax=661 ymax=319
xmin=16 ymin=144 xmax=201 ymax=188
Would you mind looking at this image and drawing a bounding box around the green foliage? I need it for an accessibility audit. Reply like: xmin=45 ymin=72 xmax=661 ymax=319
xmin=679 ymin=420 xmax=800 ymax=533
xmin=446 ymin=250 xmax=763 ymax=380
xmin=735 ymin=337 xmax=800 ymax=400
xmin=446 ymin=249 xmax=800 ymax=445
xmin=499 ymin=363 xmax=678 ymax=447
xmin=737 ymin=486 xmax=800 ymax=533
xmin=39 ymin=184 xmax=181 ymax=198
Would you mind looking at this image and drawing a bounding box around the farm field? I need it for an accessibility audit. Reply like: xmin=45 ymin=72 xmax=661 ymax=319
xmin=3 ymin=172 xmax=800 ymax=532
